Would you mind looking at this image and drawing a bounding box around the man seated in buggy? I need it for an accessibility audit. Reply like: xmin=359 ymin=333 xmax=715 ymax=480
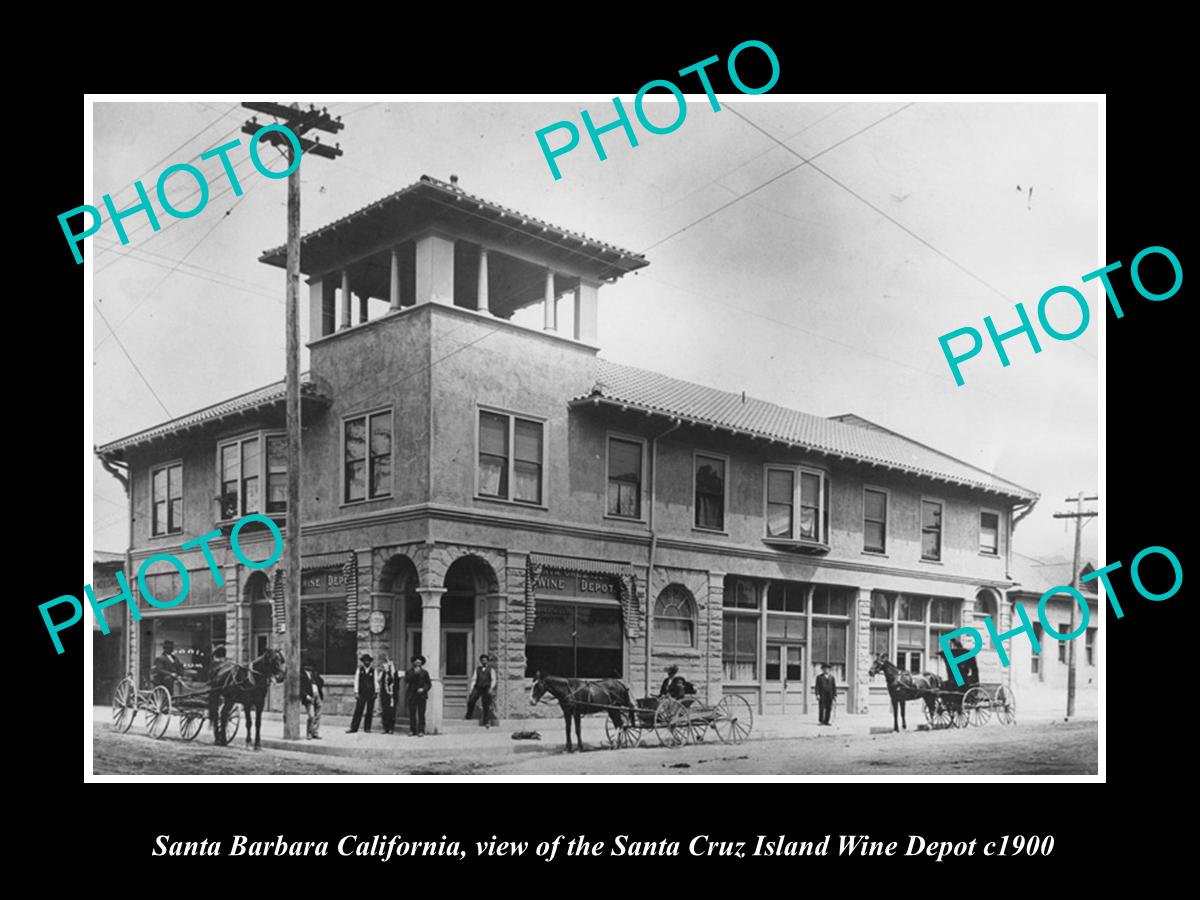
xmin=659 ymin=665 xmax=697 ymax=703
xmin=151 ymin=640 xmax=186 ymax=696
xmin=944 ymin=638 xmax=980 ymax=690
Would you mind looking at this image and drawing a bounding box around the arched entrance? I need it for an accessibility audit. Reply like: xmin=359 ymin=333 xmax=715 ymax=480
xmin=435 ymin=556 xmax=498 ymax=718
xmin=974 ymin=588 xmax=1003 ymax=683
xmin=378 ymin=555 xmax=419 ymax=669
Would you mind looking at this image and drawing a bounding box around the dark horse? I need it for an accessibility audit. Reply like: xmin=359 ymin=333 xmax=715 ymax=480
xmin=531 ymin=672 xmax=633 ymax=752
xmin=868 ymin=654 xmax=941 ymax=733
xmin=207 ymin=648 xmax=286 ymax=750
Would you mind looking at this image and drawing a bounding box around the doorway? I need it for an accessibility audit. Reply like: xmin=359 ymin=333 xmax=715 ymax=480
xmin=404 ymin=626 xmax=474 ymax=718
xmin=765 ymin=642 xmax=807 ymax=714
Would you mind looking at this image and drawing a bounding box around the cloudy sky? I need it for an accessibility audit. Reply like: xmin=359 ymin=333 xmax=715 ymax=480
xmin=90 ymin=98 xmax=1099 ymax=564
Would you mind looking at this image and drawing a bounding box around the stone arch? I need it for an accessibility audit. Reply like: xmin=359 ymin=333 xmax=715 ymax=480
xmin=975 ymin=587 xmax=1001 ymax=622
xmin=653 ymin=583 xmax=698 ymax=649
xmin=442 ymin=553 xmax=501 ymax=595
xmin=377 ymin=553 xmax=420 ymax=595
xmin=428 ymin=543 xmax=504 ymax=591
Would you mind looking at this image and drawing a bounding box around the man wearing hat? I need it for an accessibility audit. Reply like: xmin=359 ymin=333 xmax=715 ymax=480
xmin=300 ymin=658 xmax=325 ymax=740
xmin=346 ymin=653 xmax=376 ymax=734
xmin=816 ymin=663 xmax=837 ymax=726
xmin=465 ymin=653 xmax=497 ymax=728
xmin=404 ymin=655 xmax=432 ymax=736
xmin=945 ymin=638 xmax=980 ymax=689
xmin=151 ymin=640 xmax=185 ymax=696
xmin=659 ymin=665 xmax=695 ymax=701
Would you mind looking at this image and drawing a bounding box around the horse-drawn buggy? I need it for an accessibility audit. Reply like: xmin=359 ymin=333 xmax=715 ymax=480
xmin=109 ymin=649 xmax=285 ymax=749
xmin=531 ymin=673 xmax=754 ymax=751
xmin=110 ymin=676 xmax=242 ymax=742
xmin=868 ymin=653 xmax=1016 ymax=732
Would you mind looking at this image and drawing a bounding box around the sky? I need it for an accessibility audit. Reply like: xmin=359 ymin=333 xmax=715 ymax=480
xmin=89 ymin=98 xmax=1100 ymax=564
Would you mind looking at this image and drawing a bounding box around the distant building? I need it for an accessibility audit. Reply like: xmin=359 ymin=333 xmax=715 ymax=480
xmin=93 ymin=551 xmax=126 ymax=704
xmin=1006 ymin=552 xmax=1099 ymax=714
xmin=95 ymin=175 xmax=1039 ymax=733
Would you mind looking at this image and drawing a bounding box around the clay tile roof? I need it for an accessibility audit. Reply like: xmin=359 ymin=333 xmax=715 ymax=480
xmin=574 ymin=359 xmax=1038 ymax=501
xmin=95 ymin=372 xmax=328 ymax=459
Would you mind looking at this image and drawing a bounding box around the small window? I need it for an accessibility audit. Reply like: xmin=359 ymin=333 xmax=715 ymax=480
xmin=478 ymin=410 xmax=543 ymax=505
xmin=980 ymin=510 xmax=999 ymax=555
xmin=921 ymin=500 xmax=943 ymax=561
xmin=929 ymin=598 xmax=958 ymax=625
xmin=345 ymin=411 xmax=392 ymax=503
xmin=1085 ymin=628 xmax=1096 ymax=666
xmin=1032 ymin=623 xmax=1043 ymax=676
xmin=220 ymin=433 xmax=286 ymax=519
xmin=151 ymin=463 xmax=183 ymax=536
xmin=898 ymin=594 xmax=926 ymax=622
xmin=654 ymin=585 xmax=696 ymax=647
xmin=864 ymin=488 xmax=887 ymax=553
xmin=1058 ymin=624 xmax=1069 ymax=663
xmin=266 ymin=436 xmax=287 ymax=514
xmin=767 ymin=581 xmax=805 ymax=613
xmin=607 ymin=437 xmax=643 ymax=518
xmin=799 ymin=471 xmax=823 ymax=541
xmin=811 ymin=585 xmax=850 ymax=617
xmin=695 ymin=454 xmax=726 ymax=530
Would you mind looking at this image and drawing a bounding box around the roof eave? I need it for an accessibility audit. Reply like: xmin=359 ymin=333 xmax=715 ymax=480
xmin=570 ymin=394 xmax=1039 ymax=503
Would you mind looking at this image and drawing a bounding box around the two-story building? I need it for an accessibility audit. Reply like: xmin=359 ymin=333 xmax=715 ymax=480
xmin=95 ymin=175 xmax=1039 ymax=734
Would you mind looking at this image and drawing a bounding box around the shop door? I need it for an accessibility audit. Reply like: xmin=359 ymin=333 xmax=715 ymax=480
xmin=765 ymin=642 xmax=807 ymax=715
xmin=441 ymin=628 xmax=473 ymax=717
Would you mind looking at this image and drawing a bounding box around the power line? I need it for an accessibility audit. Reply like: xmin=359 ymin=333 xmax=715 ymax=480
xmin=642 ymin=103 xmax=913 ymax=253
xmin=92 ymin=301 xmax=172 ymax=417
xmin=95 ymin=184 xmax=259 ymax=351
xmin=92 ymin=238 xmax=283 ymax=304
xmin=725 ymin=105 xmax=1098 ymax=362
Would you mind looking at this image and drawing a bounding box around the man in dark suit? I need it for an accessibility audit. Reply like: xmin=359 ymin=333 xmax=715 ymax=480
xmin=946 ymin=638 xmax=981 ymax=688
xmin=152 ymin=640 xmax=185 ymax=696
xmin=301 ymin=660 xmax=325 ymax=740
xmin=816 ymin=663 xmax=838 ymax=725
xmin=346 ymin=653 xmax=375 ymax=733
xmin=404 ymin=655 xmax=432 ymax=736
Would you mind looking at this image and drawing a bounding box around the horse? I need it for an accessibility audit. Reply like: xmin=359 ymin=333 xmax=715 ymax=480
xmin=207 ymin=648 xmax=286 ymax=750
xmin=868 ymin=654 xmax=941 ymax=733
xmin=530 ymin=672 xmax=633 ymax=752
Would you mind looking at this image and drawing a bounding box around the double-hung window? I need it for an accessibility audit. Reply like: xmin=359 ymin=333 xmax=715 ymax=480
xmin=478 ymin=410 xmax=544 ymax=505
xmin=694 ymin=453 xmax=727 ymax=531
xmin=606 ymin=436 xmax=643 ymax=518
xmin=863 ymin=488 xmax=887 ymax=553
xmin=762 ymin=465 xmax=829 ymax=543
xmin=980 ymin=510 xmax=999 ymax=555
xmin=344 ymin=410 xmax=393 ymax=503
xmin=218 ymin=433 xmax=287 ymax=520
xmin=151 ymin=463 xmax=183 ymax=536
xmin=921 ymin=499 xmax=943 ymax=561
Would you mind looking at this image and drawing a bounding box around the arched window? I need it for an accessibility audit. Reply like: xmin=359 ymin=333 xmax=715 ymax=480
xmin=655 ymin=585 xmax=696 ymax=648
xmin=974 ymin=591 xmax=997 ymax=620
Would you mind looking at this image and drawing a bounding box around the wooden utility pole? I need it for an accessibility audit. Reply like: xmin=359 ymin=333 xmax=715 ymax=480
xmin=1052 ymin=493 xmax=1097 ymax=720
xmin=240 ymin=103 xmax=342 ymax=740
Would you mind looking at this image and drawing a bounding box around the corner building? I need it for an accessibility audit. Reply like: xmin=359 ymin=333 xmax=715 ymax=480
xmin=96 ymin=176 xmax=1038 ymax=733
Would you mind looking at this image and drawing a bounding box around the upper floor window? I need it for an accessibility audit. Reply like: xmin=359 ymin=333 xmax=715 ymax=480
xmin=151 ymin=462 xmax=182 ymax=536
xmin=921 ymin=499 xmax=943 ymax=561
xmin=864 ymin=488 xmax=887 ymax=553
xmin=654 ymin=585 xmax=696 ymax=647
xmin=695 ymin=453 xmax=727 ymax=531
xmin=763 ymin=465 xmax=829 ymax=543
xmin=219 ymin=434 xmax=286 ymax=520
xmin=980 ymin=510 xmax=999 ymax=555
xmin=607 ymin=436 xmax=643 ymax=519
xmin=344 ymin=410 xmax=393 ymax=504
xmin=478 ymin=410 xmax=543 ymax=505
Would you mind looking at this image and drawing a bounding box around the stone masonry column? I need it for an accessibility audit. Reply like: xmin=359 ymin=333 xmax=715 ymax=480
xmin=504 ymin=553 xmax=528 ymax=720
xmin=418 ymin=586 xmax=446 ymax=733
xmin=706 ymin=570 xmax=727 ymax=705
xmin=853 ymin=587 xmax=872 ymax=714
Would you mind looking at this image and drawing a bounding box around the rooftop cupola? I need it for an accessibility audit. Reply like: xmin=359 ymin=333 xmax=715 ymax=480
xmin=259 ymin=175 xmax=648 ymax=345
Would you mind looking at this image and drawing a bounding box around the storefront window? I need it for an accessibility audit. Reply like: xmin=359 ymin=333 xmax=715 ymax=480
xmin=141 ymin=613 xmax=226 ymax=686
xmin=722 ymin=614 xmax=758 ymax=682
xmin=525 ymin=602 xmax=621 ymax=678
xmin=301 ymin=600 xmax=355 ymax=675
xmin=811 ymin=620 xmax=847 ymax=683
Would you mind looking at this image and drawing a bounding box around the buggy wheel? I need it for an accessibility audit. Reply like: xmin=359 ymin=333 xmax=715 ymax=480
xmin=689 ymin=706 xmax=711 ymax=743
xmin=144 ymin=686 xmax=172 ymax=739
xmin=994 ymin=685 xmax=1017 ymax=725
xmin=654 ymin=698 xmax=685 ymax=747
xmin=712 ymin=694 xmax=754 ymax=744
xmin=111 ymin=677 xmax=137 ymax=733
xmin=950 ymin=697 xmax=969 ymax=728
xmin=179 ymin=712 xmax=204 ymax=742
xmin=606 ymin=717 xmax=643 ymax=750
xmin=931 ymin=700 xmax=953 ymax=730
xmin=225 ymin=705 xmax=242 ymax=743
xmin=964 ymin=687 xmax=991 ymax=727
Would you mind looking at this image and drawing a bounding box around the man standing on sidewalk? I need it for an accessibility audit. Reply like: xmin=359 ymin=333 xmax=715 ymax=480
xmin=346 ymin=653 xmax=376 ymax=734
xmin=405 ymin=655 xmax=431 ymax=736
xmin=301 ymin=659 xmax=325 ymax=740
xmin=465 ymin=653 xmax=497 ymax=728
xmin=816 ymin=663 xmax=838 ymax=726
